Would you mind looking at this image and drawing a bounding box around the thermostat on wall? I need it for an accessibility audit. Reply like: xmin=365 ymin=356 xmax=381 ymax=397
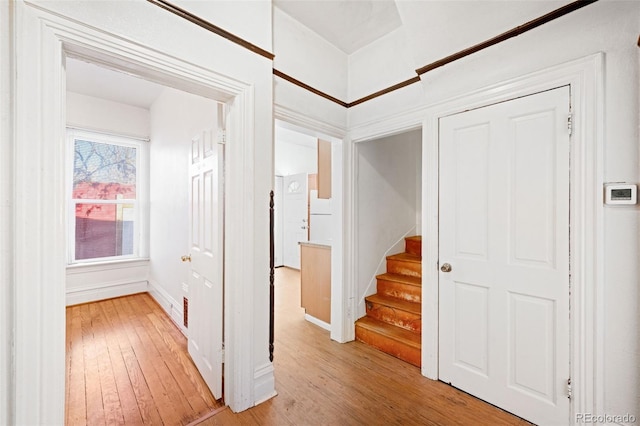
xmin=604 ymin=183 xmax=637 ymax=205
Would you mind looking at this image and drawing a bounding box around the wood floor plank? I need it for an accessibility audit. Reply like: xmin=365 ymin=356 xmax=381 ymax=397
xmin=195 ymin=267 xmax=530 ymax=426
xmin=143 ymin=310 xmax=210 ymax=417
xmin=108 ymin=296 xmax=165 ymax=426
xmin=127 ymin=302 xmax=204 ymax=424
xmin=67 ymin=268 xmax=529 ymax=426
xmin=66 ymin=305 xmax=87 ymax=426
xmin=89 ymin=302 xmax=126 ymax=425
xmin=67 ymin=294 xmax=224 ymax=426
xmin=116 ymin=296 xmax=186 ymax=425
xmin=99 ymin=299 xmax=145 ymax=425
xmin=80 ymin=304 xmax=106 ymax=426
xmin=145 ymin=310 xmax=218 ymax=411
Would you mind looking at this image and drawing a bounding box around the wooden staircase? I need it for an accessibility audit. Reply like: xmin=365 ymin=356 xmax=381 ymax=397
xmin=355 ymin=236 xmax=422 ymax=367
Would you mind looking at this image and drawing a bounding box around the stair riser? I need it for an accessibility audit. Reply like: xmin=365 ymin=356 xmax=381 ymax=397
xmin=366 ymin=302 xmax=421 ymax=334
xmin=405 ymin=238 xmax=421 ymax=257
xmin=377 ymin=279 xmax=421 ymax=303
xmin=355 ymin=326 xmax=421 ymax=368
xmin=387 ymin=259 xmax=421 ymax=278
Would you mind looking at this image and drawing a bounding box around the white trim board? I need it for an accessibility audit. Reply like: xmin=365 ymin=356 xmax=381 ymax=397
xmin=0 ymin=2 xmax=15 ymax=424
xmin=13 ymin=4 xmax=271 ymax=423
xmin=66 ymin=280 xmax=148 ymax=306
xmin=304 ymin=314 xmax=331 ymax=331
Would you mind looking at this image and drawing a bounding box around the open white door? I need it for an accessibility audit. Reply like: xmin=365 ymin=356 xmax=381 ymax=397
xmin=439 ymin=87 xmax=571 ymax=425
xmin=186 ymin=103 xmax=224 ymax=399
xmin=283 ymin=173 xmax=308 ymax=269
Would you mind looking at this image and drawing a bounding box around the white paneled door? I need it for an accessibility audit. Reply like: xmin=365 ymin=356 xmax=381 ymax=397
xmin=187 ymin=104 xmax=224 ymax=400
xmin=283 ymin=173 xmax=308 ymax=269
xmin=439 ymin=87 xmax=571 ymax=425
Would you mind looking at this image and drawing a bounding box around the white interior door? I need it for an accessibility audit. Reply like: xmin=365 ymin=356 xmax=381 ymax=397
xmin=439 ymin=87 xmax=571 ymax=425
xmin=283 ymin=173 xmax=308 ymax=269
xmin=187 ymin=104 xmax=224 ymax=399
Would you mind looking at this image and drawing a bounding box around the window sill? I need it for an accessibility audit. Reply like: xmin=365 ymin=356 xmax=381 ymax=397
xmin=66 ymin=258 xmax=150 ymax=274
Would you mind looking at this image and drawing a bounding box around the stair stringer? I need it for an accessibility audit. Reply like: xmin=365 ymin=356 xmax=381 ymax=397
xmin=356 ymin=226 xmax=417 ymax=319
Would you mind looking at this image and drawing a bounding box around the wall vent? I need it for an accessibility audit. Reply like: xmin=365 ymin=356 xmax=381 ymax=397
xmin=183 ymin=297 xmax=188 ymax=328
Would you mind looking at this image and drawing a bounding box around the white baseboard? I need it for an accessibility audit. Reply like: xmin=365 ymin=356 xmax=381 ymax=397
xmin=304 ymin=313 xmax=331 ymax=331
xmin=66 ymin=280 xmax=148 ymax=306
xmin=148 ymin=279 xmax=187 ymax=335
xmin=253 ymin=362 xmax=277 ymax=406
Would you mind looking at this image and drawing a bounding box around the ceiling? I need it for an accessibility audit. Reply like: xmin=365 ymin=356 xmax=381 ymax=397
xmin=66 ymin=58 xmax=165 ymax=109
xmin=274 ymin=0 xmax=402 ymax=54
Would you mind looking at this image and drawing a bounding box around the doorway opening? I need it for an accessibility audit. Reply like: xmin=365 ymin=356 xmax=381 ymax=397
xmin=351 ymin=128 xmax=423 ymax=364
xmin=273 ymin=118 xmax=344 ymax=339
xmin=64 ymin=56 xmax=227 ymax=421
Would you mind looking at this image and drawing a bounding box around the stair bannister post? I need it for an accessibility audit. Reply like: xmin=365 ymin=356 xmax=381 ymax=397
xmin=269 ymin=190 xmax=275 ymax=362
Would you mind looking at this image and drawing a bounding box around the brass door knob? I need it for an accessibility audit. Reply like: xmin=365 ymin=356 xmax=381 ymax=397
xmin=440 ymin=263 xmax=452 ymax=273
xmin=181 ymin=255 xmax=191 ymax=262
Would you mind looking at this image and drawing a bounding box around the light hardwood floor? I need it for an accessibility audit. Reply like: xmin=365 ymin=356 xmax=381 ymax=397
xmin=66 ymin=267 xmax=530 ymax=425
xmin=65 ymin=293 xmax=223 ymax=425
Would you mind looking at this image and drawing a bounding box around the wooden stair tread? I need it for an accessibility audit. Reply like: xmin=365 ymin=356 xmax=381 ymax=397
xmin=365 ymin=294 xmax=421 ymax=315
xmin=405 ymin=236 xmax=422 ymax=242
xmin=376 ymin=272 xmax=421 ymax=287
xmin=386 ymin=252 xmax=421 ymax=263
xmin=355 ymin=317 xmax=421 ymax=349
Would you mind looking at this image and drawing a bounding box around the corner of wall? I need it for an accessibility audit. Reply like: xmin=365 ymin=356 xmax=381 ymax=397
xmin=148 ymin=279 xmax=187 ymax=335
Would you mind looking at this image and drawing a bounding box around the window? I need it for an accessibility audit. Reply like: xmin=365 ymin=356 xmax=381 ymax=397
xmin=68 ymin=129 xmax=147 ymax=263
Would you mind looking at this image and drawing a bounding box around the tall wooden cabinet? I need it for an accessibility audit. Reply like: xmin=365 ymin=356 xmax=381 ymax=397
xmin=300 ymin=242 xmax=331 ymax=325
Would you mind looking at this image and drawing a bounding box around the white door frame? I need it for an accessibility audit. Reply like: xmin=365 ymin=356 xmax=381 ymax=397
xmin=347 ymin=53 xmax=604 ymax=420
xmin=14 ymin=5 xmax=268 ymax=423
xmin=422 ymin=54 xmax=604 ymax=420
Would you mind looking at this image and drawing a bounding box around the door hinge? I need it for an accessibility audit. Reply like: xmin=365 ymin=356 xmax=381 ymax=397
xmin=566 ymin=377 xmax=572 ymax=400
xmin=218 ymin=129 xmax=226 ymax=145
xmin=567 ymin=114 xmax=573 ymax=136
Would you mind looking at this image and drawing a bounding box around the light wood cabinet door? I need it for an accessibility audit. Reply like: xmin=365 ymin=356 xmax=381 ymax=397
xmin=300 ymin=244 xmax=331 ymax=324
xmin=317 ymin=139 xmax=331 ymax=199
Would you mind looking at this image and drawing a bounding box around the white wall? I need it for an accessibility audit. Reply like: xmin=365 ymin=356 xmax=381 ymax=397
xmin=273 ymin=6 xmax=347 ymax=102
xmin=347 ymin=27 xmax=417 ymax=102
xmin=174 ymin=0 xmax=272 ymax=53
xmin=356 ymin=129 xmax=421 ymax=318
xmin=275 ymin=125 xmax=317 ymax=176
xmin=66 ymin=91 xmax=150 ymax=140
xmin=273 ymin=6 xmax=348 ymax=134
xmin=65 ymin=92 xmax=151 ymax=306
xmin=147 ymin=87 xmax=218 ymax=330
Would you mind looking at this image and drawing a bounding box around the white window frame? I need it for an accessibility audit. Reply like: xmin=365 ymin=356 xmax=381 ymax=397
xmin=67 ymin=128 xmax=148 ymax=265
